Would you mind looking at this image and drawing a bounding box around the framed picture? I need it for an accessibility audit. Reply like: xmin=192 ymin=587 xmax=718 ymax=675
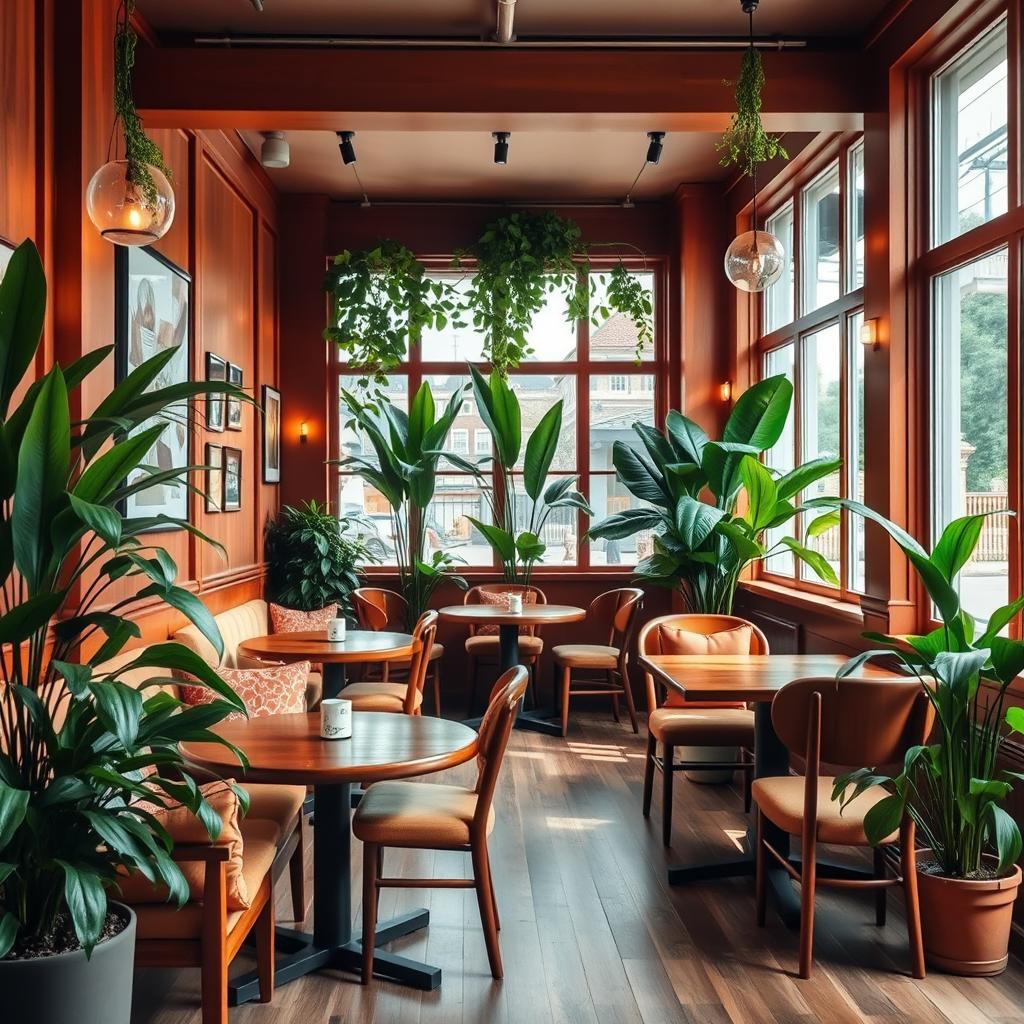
xmin=205 ymin=353 xmax=226 ymax=432
xmin=0 ymin=237 xmax=14 ymax=280
xmin=205 ymin=444 xmax=223 ymax=513
xmin=227 ymin=363 xmax=243 ymax=431
xmin=262 ymin=384 xmax=281 ymax=484
xmin=115 ymin=245 xmax=191 ymax=524
xmin=222 ymin=446 xmax=242 ymax=512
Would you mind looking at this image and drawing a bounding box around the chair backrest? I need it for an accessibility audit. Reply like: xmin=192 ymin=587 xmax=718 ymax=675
xmin=465 ymin=583 xmax=547 ymax=637
xmin=352 ymin=587 xmax=407 ymax=632
xmin=473 ymin=666 xmax=529 ymax=834
xmin=403 ymin=610 xmax=438 ymax=714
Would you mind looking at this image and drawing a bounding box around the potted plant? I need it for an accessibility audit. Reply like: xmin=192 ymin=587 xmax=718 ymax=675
xmin=587 ymin=375 xmax=840 ymax=613
xmin=0 ymin=240 xmax=250 ymax=1023
xmin=824 ymin=499 xmax=1024 ymax=976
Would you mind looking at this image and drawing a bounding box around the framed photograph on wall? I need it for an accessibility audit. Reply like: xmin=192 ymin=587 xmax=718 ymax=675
xmin=262 ymin=384 xmax=281 ymax=484
xmin=205 ymin=353 xmax=226 ymax=432
xmin=227 ymin=363 xmax=243 ymax=431
xmin=205 ymin=444 xmax=223 ymax=513
xmin=223 ymin=446 xmax=242 ymax=512
xmin=115 ymin=245 xmax=191 ymax=525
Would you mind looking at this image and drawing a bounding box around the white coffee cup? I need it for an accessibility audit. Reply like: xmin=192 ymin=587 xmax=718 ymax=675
xmin=327 ymin=617 xmax=346 ymax=642
xmin=507 ymin=593 xmax=523 ymax=613
xmin=321 ymin=698 xmax=352 ymax=740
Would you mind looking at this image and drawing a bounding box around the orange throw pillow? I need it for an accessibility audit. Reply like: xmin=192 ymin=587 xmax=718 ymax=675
xmin=656 ymin=623 xmax=752 ymax=708
xmin=269 ymin=604 xmax=338 ymax=674
xmin=475 ymin=589 xmax=537 ymax=636
xmin=176 ymin=661 xmax=311 ymax=720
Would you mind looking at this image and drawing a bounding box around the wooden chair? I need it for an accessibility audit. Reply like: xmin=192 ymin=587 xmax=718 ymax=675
xmin=338 ymin=610 xmax=437 ymax=714
xmin=351 ymin=586 xmax=445 ymax=713
xmin=354 ymin=666 xmax=528 ymax=982
xmin=753 ymin=676 xmax=933 ymax=979
xmin=464 ymin=583 xmax=546 ymax=714
xmin=640 ymin=614 xmax=767 ymax=845
xmin=551 ymin=587 xmax=643 ymax=736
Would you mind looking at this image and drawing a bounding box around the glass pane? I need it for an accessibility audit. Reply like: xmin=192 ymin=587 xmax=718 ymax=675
xmin=764 ymin=201 xmax=795 ymax=332
xmin=763 ymin=345 xmax=796 ymax=577
xmin=337 ymin=478 xmax=399 ymax=564
xmin=509 ymin=374 xmax=576 ymax=471
xmin=931 ymin=249 xmax=1009 ymax=626
xmin=847 ymin=142 xmax=865 ymax=292
xmin=590 ymin=374 xmax=656 ymax=471
xmin=589 ymin=476 xmax=650 ymax=567
xmin=421 ymin=374 xmax=482 ymax=470
xmin=590 ymin=270 xmax=655 ymax=361
xmin=428 ymin=474 xmax=494 ymax=567
xmin=421 ymin=276 xmax=486 ymax=362
xmin=801 ymin=163 xmax=841 ymax=314
xmin=523 ymin=282 xmax=577 ymax=361
xmin=848 ymin=311 xmax=866 ymax=593
xmin=931 ymin=21 xmax=1008 ymax=247
xmin=510 ymin=475 xmax=578 ymax=566
xmin=800 ymin=324 xmax=841 ymax=586
xmin=339 ymin=374 xmax=408 ymax=465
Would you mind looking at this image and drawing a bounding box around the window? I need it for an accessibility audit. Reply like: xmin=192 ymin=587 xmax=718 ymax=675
xmin=756 ymin=135 xmax=865 ymax=599
xmin=334 ymin=265 xmax=662 ymax=572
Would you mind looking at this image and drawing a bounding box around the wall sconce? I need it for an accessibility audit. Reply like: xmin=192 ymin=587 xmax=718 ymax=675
xmin=299 ymin=421 xmax=309 ymax=444
xmin=860 ymin=318 xmax=881 ymax=350
xmin=719 ymin=380 xmax=733 ymax=402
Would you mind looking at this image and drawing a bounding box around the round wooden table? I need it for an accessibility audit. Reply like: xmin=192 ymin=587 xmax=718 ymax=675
xmin=438 ymin=603 xmax=586 ymax=737
xmin=237 ymin=629 xmax=418 ymax=700
xmin=183 ymin=711 xmax=477 ymax=1001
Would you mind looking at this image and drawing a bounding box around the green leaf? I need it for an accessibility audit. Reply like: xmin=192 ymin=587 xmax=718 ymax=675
xmin=988 ymin=637 xmax=1024 ymax=687
xmin=138 ymin=586 xmax=223 ymax=665
xmin=0 ymin=911 xmax=19 ymax=959
xmin=0 ymin=590 xmax=65 ymax=646
xmin=701 ymin=441 xmax=759 ymax=507
xmin=57 ymin=861 xmax=107 ymax=955
xmin=68 ymin=493 xmax=122 ymax=547
xmin=779 ymin=537 xmax=840 ymax=586
xmin=612 ymin=441 xmax=669 ymax=507
xmin=1006 ymin=706 xmax=1024 ymax=735
xmin=664 ymin=411 xmax=708 ymax=465
xmin=121 ymin=643 xmax=245 ymax=713
xmin=805 ymin=510 xmax=841 ymax=539
xmin=587 ymin=507 xmax=663 ymax=540
xmin=0 ymin=239 xmax=47 ymax=417
xmin=0 ymin=782 xmax=30 ymax=847
xmin=514 ymin=531 xmax=546 ymax=563
xmin=988 ymin=804 xmax=1022 ymax=876
xmin=931 ymin=514 xmax=988 ymax=584
xmin=739 ymin=455 xmax=778 ymax=530
xmin=775 ymin=457 xmax=841 ymax=502
xmin=862 ymin=793 xmax=905 ymax=846
xmin=90 ymin=680 xmax=144 ymax=749
xmin=466 ymin=517 xmax=516 ymax=562
xmin=523 ymin=401 xmax=562 ymax=500
xmin=673 ymin=497 xmax=726 ymax=549
xmin=73 ymin=422 xmax=166 ymax=504
xmin=722 ymin=374 xmax=793 ymax=451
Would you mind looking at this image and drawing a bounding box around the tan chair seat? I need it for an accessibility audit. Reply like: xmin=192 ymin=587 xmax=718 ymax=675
xmin=338 ymin=681 xmax=422 ymax=713
xmin=752 ymin=776 xmax=897 ymax=846
xmin=244 ymin=783 xmax=306 ymax=828
xmin=552 ymin=643 xmax=618 ymax=669
xmin=648 ymin=706 xmax=754 ymax=745
xmin=466 ymin=634 xmax=543 ymax=658
xmin=353 ymin=780 xmax=494 ymax=848
xmin=132 ymin=819 xmax=280 ymax=941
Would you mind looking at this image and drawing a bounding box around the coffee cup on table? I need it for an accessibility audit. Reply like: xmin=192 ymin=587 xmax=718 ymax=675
xmin=321 ymin=698 xmax=352 ymax=740
xmin=507 ymin=593 xmax=523 ymax=614
xmin=327 ymin=617 xmax=346 ymax=642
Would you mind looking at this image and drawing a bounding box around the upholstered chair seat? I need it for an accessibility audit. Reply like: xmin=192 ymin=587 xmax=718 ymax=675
xmin=550 ymin=643 xmax=619 ymax=669
xmin=648 ymin=706 xmax=755 ymax=746
xmin=465 ymin=633 xmax=544 ymax=656
xmin=353 ymin=781 xmax=496 ymax=847
xmin=336 ymin=681 xmax=424 ymax=713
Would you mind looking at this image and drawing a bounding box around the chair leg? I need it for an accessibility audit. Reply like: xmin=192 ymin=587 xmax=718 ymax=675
xmin=200 ymin=930 xmax=229 ymax=1024
xmin=755 ymin=807 xmax=767 ymax=927
xmin=472 ymin=842 xmax=503 ymax=980
xmin=488 ymin=866 xmax=501 ymax=931
xmin=361 ymin=843 xmax=380 ymax=984
xmin=901 ymin=821 xmax=925 ymax=979
xmin=560 ymin=665 xmax=572 ymax=737
xmin=467 ymin=656 xmax=480 ymax=717
xmin=661 ymin=744 xmax=674 ymax=846
xmin=611 ymin=691 xmax=621 ymax=723
xmin=619 ymin=670 xmax=639 ymax=734
xmin=642 ymin=732 xmax=656 ymax=817
xmin=255 ymin=879 xmax=275 ymax=1004
xmin=873 ymin=846 xmax=887 ymax=926
xmin=743 ymin=751 xmax=753 ymax=814
xmin=798 ymin=827 xmax=817 ymax=980
xmin=432 ymin=660 xmax=442 ymax=716
xmin=288 ymin=820 xmax=306 ymax=923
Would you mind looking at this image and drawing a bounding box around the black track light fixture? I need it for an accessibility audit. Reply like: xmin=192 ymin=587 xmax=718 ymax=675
xmin=493 ymin=131 xmax=510 ymax=165
xmin=337 ymin=131 xmax=357 ymax=165
xmin=646 ymin=132 xmax=665 ymax=165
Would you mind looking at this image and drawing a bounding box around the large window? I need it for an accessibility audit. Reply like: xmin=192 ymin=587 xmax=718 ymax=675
xmin=335 ymin=266 xmax=662 ymax=571
xmin=757 ymin=136 xmax=865 ymax=599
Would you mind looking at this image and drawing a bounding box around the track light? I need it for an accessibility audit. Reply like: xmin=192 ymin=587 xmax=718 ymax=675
xmin=260 ymin=131 xmax=289 ymax=168
xmin=646 ymin=131 xmax=665 ymax=165
xmin=493 ymin=132 xmax=510 ymax=165
xmin=337 ymin=131 xmax=357 ymax=165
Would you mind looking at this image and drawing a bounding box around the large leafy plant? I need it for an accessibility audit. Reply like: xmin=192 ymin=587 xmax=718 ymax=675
xmin=0 ymin=240 xmax=250 ymax=959
xmin=587 ymin=375 xmax=839 ymax=613
xmin=824 ymin=501 xmax=1024 ymax=879
xmin=336 ymin=382 xmax=468 ymax=625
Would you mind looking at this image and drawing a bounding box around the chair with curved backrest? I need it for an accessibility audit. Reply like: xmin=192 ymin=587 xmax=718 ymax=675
xmin=351 ymin=587 xmax=445 ymax=713
xmin=338 ymin=611 xmax=437 ymax=715
xmin=353 ymin=666 xmax=529 ymax=982
xmin=551 ymin=588 xmax=644 ymax=736
xmin=463 ymin=583 xmax=547 ymax=715
xmin=754 ymin=676 xmax=933 ymax=980
xmin=639 ymin=613 xmax=768 ymax=845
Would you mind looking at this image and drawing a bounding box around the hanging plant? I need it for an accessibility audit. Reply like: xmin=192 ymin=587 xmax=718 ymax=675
xmin=716 ymin=46 xmax=788 ymax=178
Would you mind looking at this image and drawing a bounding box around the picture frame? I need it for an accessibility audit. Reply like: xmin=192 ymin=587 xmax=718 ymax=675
xmin=205 ymin=353 xmax=227 ymax=432
xmin=262 ymin=384 xmax=282 ymax=484
xmin=115 ymin=245 xmax=191 ymax=526
xmin=227 ymin=363 xmax=243 ymax=431
xmin=205 ymin=444 xmax=223 ymax=513
xmin=222 ymin=446 xmax=242 ymax=512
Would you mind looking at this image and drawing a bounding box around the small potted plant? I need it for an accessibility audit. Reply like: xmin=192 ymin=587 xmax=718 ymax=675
xmin=824 ymin=499 xmax=1024 ymax=975
xmin=0 ymin=240 xmax=249 ymax=1022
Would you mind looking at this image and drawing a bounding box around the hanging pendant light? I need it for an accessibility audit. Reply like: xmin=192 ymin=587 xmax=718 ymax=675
xmin=87 ymin=1 xmax=174 ymax=246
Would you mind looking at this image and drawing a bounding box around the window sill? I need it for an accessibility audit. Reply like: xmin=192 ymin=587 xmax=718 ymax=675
xmin=739 ymin=579 xmax=864 ymax=624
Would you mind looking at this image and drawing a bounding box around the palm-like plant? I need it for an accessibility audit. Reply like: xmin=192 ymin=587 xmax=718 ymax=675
xmin=587 ymin=375 xmax=840 ymax=613
xmin=0 ymin=240 xmax=251 ymax=959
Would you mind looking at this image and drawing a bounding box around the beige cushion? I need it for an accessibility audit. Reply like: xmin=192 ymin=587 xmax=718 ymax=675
xmin=753 ymin=776 xmax=897 ymax=846
xmin=353 ymin=780 xmax=493 ymax=847
xmin=648 ymin=706 xmax=754 ymax=745
xmin=338 ymin=681 xmax=421 ymax=713
xmin=92 ymin=643 xmax=179 ymax=699
xmin=466 ymin=634 xmax=543 ymax=658
xmin=269 ymin=603 xmax=337 ymax=634
xmin=244 ymin=783 xmax=306 ymax=829
xmin=552 ymin=643 xmax=618 ymax=669
xmin=236 ymin=653 xmax=322 ymax=710
xmin=173 ymin=599 xmax=269 ymax=668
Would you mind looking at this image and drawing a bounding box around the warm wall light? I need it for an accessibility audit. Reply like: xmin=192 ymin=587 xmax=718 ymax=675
xmin=719 ymin=380 xmax=733 ymax=402
xmin=860 ymin=318 xmax=880 ymax=350
xmin=299 ymin=421 xmax=309 ymax=444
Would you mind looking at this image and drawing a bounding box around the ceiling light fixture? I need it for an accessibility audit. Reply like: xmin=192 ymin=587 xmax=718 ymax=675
xmin=260 ymin=131 xmax=289 ymax=168
xmin=646 ymin=132 xmax=665 ymax=165
xmin=338 ymin=131 xmax=357 ymax=165
xmin=493 ymin=132 xmax=510 ymax=165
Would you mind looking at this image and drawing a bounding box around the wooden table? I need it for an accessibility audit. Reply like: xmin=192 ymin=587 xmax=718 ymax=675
xmin=438 ymin=603 xmax=587 ymax=736
xmin=237 ymin=629 xmax=418 ymax=700
xmin=182 ymin=711 xmax=478 ymax=1002
xmin=639 ymin=653 xmax=898 ymax=926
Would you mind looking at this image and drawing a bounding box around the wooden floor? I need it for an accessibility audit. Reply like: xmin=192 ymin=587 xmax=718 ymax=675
xmin=133 ymin=712 xmax=1024 ymax=1024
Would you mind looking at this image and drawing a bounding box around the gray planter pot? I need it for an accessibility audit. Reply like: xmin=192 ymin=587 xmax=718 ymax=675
xmin=0 ymin=902 xmax=136 ymax=1024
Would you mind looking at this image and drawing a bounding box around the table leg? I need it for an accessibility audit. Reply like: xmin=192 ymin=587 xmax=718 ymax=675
xmin=322 ymin=662 xmax=346 ymax=701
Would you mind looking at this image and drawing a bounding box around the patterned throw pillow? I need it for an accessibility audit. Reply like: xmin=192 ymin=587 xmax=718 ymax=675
xmin=269 ymin=603 xmax=338 ymax=634
xmin=176 ymin=661 xmax=311 ymax=720
xmin=655 ymin=623 xmax=752 ymax=708
xmin=475 ymin=589 xmax=537 ymax=636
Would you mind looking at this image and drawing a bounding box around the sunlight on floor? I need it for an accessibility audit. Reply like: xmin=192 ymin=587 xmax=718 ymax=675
xmin=544 ymin=815 xmax=614 ymax=831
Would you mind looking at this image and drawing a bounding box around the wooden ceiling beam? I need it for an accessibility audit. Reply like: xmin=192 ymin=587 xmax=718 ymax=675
xmin=133 ymin=46 xmax=875 ymax=131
